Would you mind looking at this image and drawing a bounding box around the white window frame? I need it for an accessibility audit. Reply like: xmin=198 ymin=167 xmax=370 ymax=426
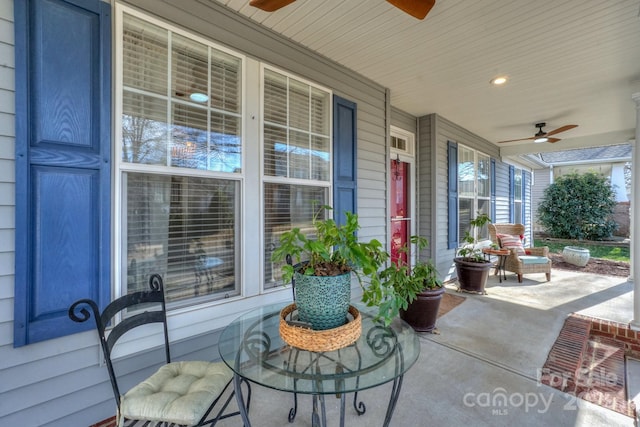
xmin=458 ymin=145 xmax=491 ymax=242
xmin=111 ymin=5 xmax=298 ymax=356
xmin=514 ymin=168 xmax=523 ymax=224
xmin=259 ymin=64 xmax=333 ymax=291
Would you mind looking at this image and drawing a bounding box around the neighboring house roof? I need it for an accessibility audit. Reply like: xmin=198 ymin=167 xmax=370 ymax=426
xmin=522 ymin=144 xmax=631 ymax=167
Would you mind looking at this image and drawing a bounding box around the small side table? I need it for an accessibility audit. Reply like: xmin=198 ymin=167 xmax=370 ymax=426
xmin=482 ymin=248 xmax=510 ymax=283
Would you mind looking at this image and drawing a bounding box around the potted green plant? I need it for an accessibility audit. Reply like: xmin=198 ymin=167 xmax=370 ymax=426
xmin=369 ymin=235 xmax=443 ymax=332
xmin=454 ymin=212 xmax=493 ymax=294
xmin=271 ymin=206 xmax=387 ymax=330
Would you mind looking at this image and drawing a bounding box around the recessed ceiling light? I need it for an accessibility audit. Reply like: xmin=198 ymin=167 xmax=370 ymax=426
xmin=189 ymin=92 xmax=209 ymax=103
xmin=490 ymin=76 xmax=508 ymax=86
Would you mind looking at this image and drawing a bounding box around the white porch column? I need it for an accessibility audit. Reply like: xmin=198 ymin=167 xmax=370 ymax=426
xmin=630 ymin=92 xmax=640 ymax=328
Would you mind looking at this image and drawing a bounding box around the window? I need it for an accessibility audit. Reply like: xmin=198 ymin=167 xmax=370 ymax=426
xmin=513 ymin=168 xmax=523 ymax=224
xmin=119 ymin=10 xmax=244 ymax=304
xmin=458 ymin=146 xmax=491 ymax=242
xmin=262 ymin=67 xmax=332 ymax=289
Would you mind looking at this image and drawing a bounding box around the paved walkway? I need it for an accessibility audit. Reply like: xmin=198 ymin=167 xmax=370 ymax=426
xmin=219 ymin=269 xmax=636 ymax=426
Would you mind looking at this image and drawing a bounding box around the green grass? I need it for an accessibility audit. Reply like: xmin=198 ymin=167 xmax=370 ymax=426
xmin=534 ymin=240 xmax=629 ymax=263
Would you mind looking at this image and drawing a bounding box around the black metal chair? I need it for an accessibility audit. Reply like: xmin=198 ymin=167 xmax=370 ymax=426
xmin=68 ymin=273 xmax=250 ymax=427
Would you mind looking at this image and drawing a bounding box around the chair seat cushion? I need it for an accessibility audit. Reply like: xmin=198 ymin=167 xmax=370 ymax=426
xmin=121 ymin=361 xmax=233 ymax=425
xmin=519 ymin=255 xmax=550 ymax=265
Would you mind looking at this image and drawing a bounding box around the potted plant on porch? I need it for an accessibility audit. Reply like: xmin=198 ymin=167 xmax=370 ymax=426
xmin=271 ymin=206 xmax=388 ymax=330
xmin=369 ymin=235 xmax=443 ymax=332
xmin=454 ymin=212 xmax=493 ymax=294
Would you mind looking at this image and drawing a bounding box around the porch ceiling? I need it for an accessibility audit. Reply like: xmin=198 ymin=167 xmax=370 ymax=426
xmin=212 ymin=0 xmax=640 ymax=156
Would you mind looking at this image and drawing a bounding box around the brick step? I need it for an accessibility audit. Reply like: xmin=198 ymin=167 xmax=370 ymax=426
xmin=541 ymin=314 xmax=592 ymax=391
xmin=578 ymin=335 xmax=634 ymax=417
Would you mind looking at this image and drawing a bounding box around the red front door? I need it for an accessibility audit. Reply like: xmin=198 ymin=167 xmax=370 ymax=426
xmin=390 ymin=159 xmax=410 ymax=266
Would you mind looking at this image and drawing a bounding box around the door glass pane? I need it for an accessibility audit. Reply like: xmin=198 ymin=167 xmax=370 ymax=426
xmin=391 ymin=160 xmax=409 ymax=266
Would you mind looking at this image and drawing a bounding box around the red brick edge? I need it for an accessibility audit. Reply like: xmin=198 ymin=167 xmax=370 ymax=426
xmin=584 ymin=314 xmax=640 ymax=358
xmin=541 ymin=313 xmax=638 ymax=418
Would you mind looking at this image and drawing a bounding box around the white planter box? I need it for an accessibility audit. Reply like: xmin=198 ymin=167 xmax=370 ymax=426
xmin=562 ymin=246 xmax=590 ymax=267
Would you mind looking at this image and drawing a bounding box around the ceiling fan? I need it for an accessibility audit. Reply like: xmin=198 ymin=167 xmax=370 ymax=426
xmin=249 ymin=0 xmax=436 ymax=20
xmin=497 ymin=122 xmax=578 ymax=144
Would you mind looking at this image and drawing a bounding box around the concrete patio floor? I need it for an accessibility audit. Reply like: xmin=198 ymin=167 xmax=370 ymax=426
xmin=217 ymin=268 xmax=637 ymax=427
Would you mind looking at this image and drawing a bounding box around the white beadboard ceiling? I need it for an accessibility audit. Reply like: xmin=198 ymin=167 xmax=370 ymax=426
xmin=212 ymin=0 xmax=640 ymax=155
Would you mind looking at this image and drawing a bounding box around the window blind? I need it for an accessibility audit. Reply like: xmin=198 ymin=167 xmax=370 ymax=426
xmin=122 ymin=12 xmax=242 ymax=173
xmin=263 ymin=69 xmax=330 ymax=182
xmin=121 ymin=12 xmax=244 ymax=303
xmin=263 ymin=184 xmax=328 ymax=288
xmin=125 ymin=172 xmax=240 ymax=303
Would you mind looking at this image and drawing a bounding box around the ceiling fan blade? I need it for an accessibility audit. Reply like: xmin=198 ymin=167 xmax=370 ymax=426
xmin=386 ymin=0 xmax=436 ymax=19
xmin=249 ymin=0 xmax=296 ymax=12
xmin=496 ymin=136 xmax=535 ymax=143
xmin=545 ymin=124 xmax=578 ymax=137
xmin=547 ymin=137 xmax=561 ymax=143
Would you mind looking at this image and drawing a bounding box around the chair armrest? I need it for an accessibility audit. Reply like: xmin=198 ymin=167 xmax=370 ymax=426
xmin=506 ymin=248 xmax=522 ymax=260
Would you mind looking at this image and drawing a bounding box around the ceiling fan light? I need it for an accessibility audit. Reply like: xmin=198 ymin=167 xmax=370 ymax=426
xmin=534 ymin=136 xmax=549 ymax=143
xmin=490 ymin=76 xmax=508 ymax=86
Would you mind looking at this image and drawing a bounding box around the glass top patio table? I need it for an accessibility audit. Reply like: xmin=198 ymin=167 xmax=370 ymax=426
xmin=218 ymin=302 xmax=420 ymax=394
xmin=218 ymin=302 xmax=420 ymax=426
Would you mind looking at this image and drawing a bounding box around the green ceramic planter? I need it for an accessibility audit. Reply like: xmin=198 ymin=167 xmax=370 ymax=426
xmin=294 ymin=271 xmax=351 ymax=330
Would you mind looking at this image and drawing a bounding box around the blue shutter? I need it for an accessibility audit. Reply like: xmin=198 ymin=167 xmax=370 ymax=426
xmin=333 ymin=96 xmax=357 ymax=226
xmin=447 ymin=141 xmax=458 ymax=249
xmin=508 ymin=165 xmax=515 ymax=223
xmin=14 ymin=0 xmax=111 ymax=346
xmin=490 ymin=158 xmax=496 ymax=222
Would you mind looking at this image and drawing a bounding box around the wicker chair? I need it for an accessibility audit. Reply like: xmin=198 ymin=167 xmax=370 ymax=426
xmin=488 ymin=223 xmax=551 ymax=283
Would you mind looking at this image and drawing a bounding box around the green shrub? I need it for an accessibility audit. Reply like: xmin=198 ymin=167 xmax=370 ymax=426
xmin=537 ymin=172 xmax=617 ymax=240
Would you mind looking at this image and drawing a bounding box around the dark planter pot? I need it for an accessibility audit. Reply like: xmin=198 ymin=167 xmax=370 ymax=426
xmin=400 ymin=286 xmax=445 ymax=332
xmin=454 ymin=257 xmax=492 ymax=294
